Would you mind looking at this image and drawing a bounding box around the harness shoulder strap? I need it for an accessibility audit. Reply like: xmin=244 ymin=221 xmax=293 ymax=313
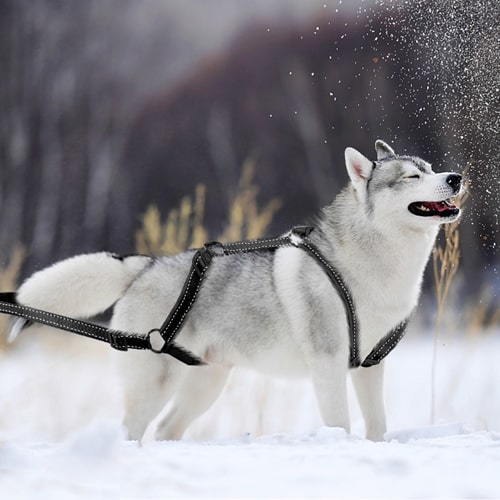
xmin=294 ymin=239 xmax=360 ymax=368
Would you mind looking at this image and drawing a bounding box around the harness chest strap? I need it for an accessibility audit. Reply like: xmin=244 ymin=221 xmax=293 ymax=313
xmin=0 ymin=227 xmax=409 ymax=368
xmin=290 ymin=230 xmax=410 ymax=367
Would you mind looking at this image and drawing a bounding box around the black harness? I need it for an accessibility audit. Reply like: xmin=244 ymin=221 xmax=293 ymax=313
xmin=0 ymin=226 xmax=409 ymax=368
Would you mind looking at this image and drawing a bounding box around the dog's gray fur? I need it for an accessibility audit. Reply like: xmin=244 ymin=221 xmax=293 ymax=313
xmin=14 ymin=140 xmax=462 ymax=441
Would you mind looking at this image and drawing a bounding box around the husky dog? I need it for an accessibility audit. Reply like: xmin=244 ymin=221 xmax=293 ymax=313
xmin=14 ymin=140 xmax=462 ymax=441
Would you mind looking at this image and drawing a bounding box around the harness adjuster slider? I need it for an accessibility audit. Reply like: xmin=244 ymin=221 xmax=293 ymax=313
xmin=107 ymin=330 xmax=128 ymax=351
xmin=193 ymin=249 xmax=210 ymax=277
xmin=190 ymin=242 xmax=221 ymax=276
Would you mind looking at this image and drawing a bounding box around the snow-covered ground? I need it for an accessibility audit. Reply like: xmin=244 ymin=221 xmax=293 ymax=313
xmin=1 ymin=327 xmax=499 ymax=498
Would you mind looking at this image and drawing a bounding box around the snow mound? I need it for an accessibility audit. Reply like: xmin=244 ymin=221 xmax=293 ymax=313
xmin=63 ymin=419 xmax=126 ymax=461
xmin=385 ymin=422 xmax=467 ymax=443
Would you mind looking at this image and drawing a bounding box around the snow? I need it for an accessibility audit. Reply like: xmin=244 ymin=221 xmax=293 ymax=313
xmin=1 ymin=328 xmax=500 ymax=498
xmin=3 ymin=424 xmax=500 ymax=499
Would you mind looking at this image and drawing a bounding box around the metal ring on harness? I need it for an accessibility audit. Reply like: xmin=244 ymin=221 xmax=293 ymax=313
xmin=147 ymin=328 xmax=165 ymax=353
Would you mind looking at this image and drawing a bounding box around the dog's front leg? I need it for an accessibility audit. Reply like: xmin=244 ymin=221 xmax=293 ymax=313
xmin=350 ymin=362 xmax=386 ymax=441
xmin=310 ymin=352 xmax=351 ymax=434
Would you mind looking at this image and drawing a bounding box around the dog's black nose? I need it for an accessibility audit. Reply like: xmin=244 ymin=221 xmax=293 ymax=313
xmin=446 ymin=174 xmax=462 ymax=191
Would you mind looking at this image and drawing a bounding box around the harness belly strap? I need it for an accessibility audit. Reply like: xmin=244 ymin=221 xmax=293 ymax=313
xmin=0 ymin=226 xmax=409 ymax=368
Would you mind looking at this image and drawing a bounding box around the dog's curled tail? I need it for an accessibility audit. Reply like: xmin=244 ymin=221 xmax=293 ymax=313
xmin=11 ymin=253 xmax=152 ymax=340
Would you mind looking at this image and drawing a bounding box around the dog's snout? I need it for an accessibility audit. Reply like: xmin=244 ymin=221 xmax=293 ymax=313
xmin=446 ymin=174 xmax=462 ymax=192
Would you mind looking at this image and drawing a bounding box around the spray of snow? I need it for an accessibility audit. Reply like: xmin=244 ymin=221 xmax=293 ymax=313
xmin=376 ymin=0 xmax=498 ymax=251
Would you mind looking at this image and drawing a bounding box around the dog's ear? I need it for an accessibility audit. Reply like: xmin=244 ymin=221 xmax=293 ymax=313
xmin=345 ymin=147 xmax=373 ymax=204
xmin=375 ymin=139 xmax=395 ymax=160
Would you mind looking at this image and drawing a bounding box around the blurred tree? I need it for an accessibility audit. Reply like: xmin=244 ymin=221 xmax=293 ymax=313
xmin=0 ymin=0 xmax=197 ymax=267
xmin=0 ymin=0 xmax=497 ymax=308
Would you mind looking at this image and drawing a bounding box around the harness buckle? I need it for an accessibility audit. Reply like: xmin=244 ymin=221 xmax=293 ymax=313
xmin=204 ymin=241 xmax=225 ymax=256
xmin=288 ymin=226 xmax=314 ymax=246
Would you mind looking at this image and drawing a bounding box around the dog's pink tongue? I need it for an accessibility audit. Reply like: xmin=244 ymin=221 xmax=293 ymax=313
xmin=423 ymin=201 xmax=452 ymax=212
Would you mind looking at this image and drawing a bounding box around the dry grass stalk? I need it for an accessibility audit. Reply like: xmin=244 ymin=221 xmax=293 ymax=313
xmin=135 ymin=159 xmax=281 ymax=255
xmin=0 ymin=245 xmax=25 ymax=349
xmin=465 ymin=289 xmax=500 ymax=335
xmin=219 ymin=159 xmax=282 ymax=243
xmin=432 ymin=221 xmax=461 ymax=326
xmin=135 ymin=185 xmax=208 ymax=255
xmin=430 ymin=185 xmax=469 ymax=422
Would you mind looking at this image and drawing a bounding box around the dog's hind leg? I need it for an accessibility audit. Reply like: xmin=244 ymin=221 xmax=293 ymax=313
xmin=118 ymin=352 xmax=187 ymax=441
xmin=350 ymin=362 xmax=387 ymax=441
xmin=154 ymin=364 xmax=230 ymax=441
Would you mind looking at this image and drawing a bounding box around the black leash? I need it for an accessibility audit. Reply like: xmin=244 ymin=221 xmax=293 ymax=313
xmin=0 ymin=291 xmax=201 ymax=365
xmin=0 ymin=226 xmax=409 ymax=368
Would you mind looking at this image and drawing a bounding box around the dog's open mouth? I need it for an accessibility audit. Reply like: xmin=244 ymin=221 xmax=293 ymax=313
xmin=408 ymin=200 xmax=460 ymax=218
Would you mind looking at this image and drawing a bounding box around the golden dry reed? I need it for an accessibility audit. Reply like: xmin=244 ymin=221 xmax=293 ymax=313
xmin=430 ymin=182 xmax=469 ymax=422
xmin=136 ymin=159 xmax=282 ymax=255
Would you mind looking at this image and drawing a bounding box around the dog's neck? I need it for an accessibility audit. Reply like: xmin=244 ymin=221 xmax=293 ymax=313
xmin=319 ymin=189 xmax=439 ymax=305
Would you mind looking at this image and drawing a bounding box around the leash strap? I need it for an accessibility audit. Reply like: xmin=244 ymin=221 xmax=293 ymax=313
xmin=0 ymin=292 xmax=205 ymax=365
xmin=0 ymin=226 xmax=408 ymax=368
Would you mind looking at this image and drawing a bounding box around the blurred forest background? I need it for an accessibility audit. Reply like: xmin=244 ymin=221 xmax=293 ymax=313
xmin=0 ymin=0 xmax=498 ymax=321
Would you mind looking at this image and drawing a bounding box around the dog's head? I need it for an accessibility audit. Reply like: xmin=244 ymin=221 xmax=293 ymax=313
xmin=344 ymin=140 xmax=462 ymax=229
